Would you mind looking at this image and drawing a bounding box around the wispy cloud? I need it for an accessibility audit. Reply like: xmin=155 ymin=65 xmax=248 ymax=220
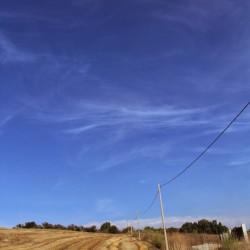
xmin=31 ymin=102 xmax=213 ymax=134
xmin=96 ymin=198 xmax=122 ymax=218
xmin=0 ymin=32 xmax=34 ymax=64
xmin=153 ymin=11 xmax=197 ymax=30
xmin=0 ymin=10 xmax=60 ymax=24
xmin=0 ymin=115 xmax=13 ymax=127
xmin=190 ymin=146 xmax=250 ymax=155
xmin=52 ymin=178 xmax=66 ymax=191
xmin=29 ymin=102 xmax=250 ymax=165
xmin=0 ymin=101 xmax=36 ymax=133
xmin=64 ymin=124 xmax=102 ymax=134
xmin=94 ymin=154 xmax=131 ymax=171
xmin=27 ymin=100 xmax=250 ymax=173
xmin=153 ymin=1 xmax=242 ymax=32
xmin=32 ymin=101 xmax=250 ymax=138
xmin=93 ymin=142 xmax=170 ymax=172
xmin=230 ymin=157 xmax=250 ymax=166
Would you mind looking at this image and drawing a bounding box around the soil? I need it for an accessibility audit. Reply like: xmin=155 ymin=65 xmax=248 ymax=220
xmin=0 ymin=229 xmax=156 ymax=250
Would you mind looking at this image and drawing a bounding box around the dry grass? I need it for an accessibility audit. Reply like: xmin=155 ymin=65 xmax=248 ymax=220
xmin=220 ymin=238 xmax=250 ymax=250
xmin=0 ymin=228 xmax=155 ymax=250
xmin=168 ymin=233 xmax=220 ymax=247
xmin=139 ymin=230 xmax=250 ymax=250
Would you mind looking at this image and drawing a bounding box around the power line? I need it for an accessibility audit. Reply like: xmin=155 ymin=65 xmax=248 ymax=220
xmin=137 ymin=100 xmax=249 ymax=217
xmin=161 ymin=100 xmax=250 ymax=187
xmin=140 ymin=190 xmax=159 ymax=215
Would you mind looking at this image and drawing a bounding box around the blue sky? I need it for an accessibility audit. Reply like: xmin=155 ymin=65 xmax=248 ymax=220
xmin=0 ymin=0 xmax=250 ymax=229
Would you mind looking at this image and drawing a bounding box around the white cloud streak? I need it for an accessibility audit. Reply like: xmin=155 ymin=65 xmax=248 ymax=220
xmin=0 ymin=101 xmax=36 ymax=129
xmin=94 ymin=155 xmax=130 ymax=171
xmin=32 ymin=102 xmax=215 ymax=134
xmin=95 ymin=198 xmax=122 ymax=218
xmin=0 ymin=115 xmax=13 ymax=127
xmin=33 ymin=100 xmax=250 ymax=136
xmin=64 ymin=124 xmax=102 ymax=134
xmin=0 ymin=32 xmax=34 ymax=64
xmin=153 ymin=1 xmax=242 ymax=32
xmin=27 ymin=100 xmax=250 ymax=173
xmin=92 ymin=143 xmax=170 ymax=172
xmin=230 ymin=157 xmax=250 ymax=166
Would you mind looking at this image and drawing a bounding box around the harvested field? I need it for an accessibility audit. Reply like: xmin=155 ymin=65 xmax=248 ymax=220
xmin=0 ymin=229 xmax=156 ymax=250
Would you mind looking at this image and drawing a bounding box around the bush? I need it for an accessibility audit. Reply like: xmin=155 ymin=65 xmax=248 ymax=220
xmin=24 ymin=221 xmax=38 ymax=229
xmin=53 ymin=224 xmax=65 ymax=230
xmin=42 ymin=222 xmax=54 ymax=229
xmin=121 ymin=227 xmax=131 ymax=233
xmin=151 ymin=235 xmax=163 ymax=249
xmin=85 ymin=225 xmax=97 ymax=232
xmin=100 ymin=222 xmax=120 ymax=234
xmin=100 ymin=222 xmax=111 ymax=232
xmin=180 ymin=220 xmax=228 ymax=234
xmin=15 ymin=224 xmax=23 ymax=228
xmin=108 ymin=225 xmax=119 ymax=234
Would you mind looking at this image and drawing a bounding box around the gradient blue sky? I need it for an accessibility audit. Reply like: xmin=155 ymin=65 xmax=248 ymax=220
xmin=0 ymin=0 xmax=250 ymax=229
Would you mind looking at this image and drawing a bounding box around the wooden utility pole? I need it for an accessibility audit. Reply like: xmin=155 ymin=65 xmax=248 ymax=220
xmin=158 ymin=184 xmax=169 ymax=250
xmin=137 ymin=210 xmax=141 ymax=240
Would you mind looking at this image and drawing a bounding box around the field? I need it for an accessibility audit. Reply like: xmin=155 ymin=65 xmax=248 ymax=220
xmin=0 ymin=228 xmax=156 ymax=250
xmin=140 ymin=230 xmax=250 ymax=250
xmin=141 ymin=230 xmax=221 ymax=249
xmin=1 ymin=228 xmax=250 ymax=250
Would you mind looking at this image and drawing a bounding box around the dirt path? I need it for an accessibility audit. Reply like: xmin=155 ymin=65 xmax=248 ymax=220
xmin=95 ymin=235 xmax=155 ymax=250
xmin=0 ymin=229 xmax=156 ymax=250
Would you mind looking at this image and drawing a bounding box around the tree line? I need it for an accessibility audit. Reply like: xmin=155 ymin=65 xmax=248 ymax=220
xmin=15 ymin=219 xmax=228 ymax=235
xmin=144 ymin=219 xmax=228 ymax=234
xmin=15 ymin=221 xmax=120 ymax=234
xmin=179 ymin=219 xmax=228 ymax=234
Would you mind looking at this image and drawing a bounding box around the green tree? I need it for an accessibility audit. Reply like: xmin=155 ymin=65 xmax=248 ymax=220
xmin=121 ymin=226 xmax=131 ymax=233
xmin=24 ymin=221 xmax=38 ymax=228
xmin=85 ymin=225 xmax=97 ymax=232
xmin=67 ymin=224 xmax=77 ymax=231
xmin=180 ymin=219 xmax=228 ymax=234
xmin=180 ymin=222 xmax=194 ymax=233
xmin=54 ymin=224 xmax=65 ymax=230
xmin=15 ymin=224 xmax=23 ymax=228
xmin=198 ymin=219 xmax=211 ymax=233
xmin=108 ymin=225 xmax=119 ymax=234
xmin=100 ymin=222 xmax=111 ymax=232
xmin=42 ymin=222 xmax=54 ymax=229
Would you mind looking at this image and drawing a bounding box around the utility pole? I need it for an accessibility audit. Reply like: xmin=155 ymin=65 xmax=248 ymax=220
xmin=130 ymin=220 xmax=133 ymax=236
xmin=158 ymin=184 xmax=169 ymax=250
xmin=137 ymin=210 xmax=141 ymax=240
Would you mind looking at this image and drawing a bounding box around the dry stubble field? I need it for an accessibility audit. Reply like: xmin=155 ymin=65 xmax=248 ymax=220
xmin=0 ymin=228 xmax=156 ymax=250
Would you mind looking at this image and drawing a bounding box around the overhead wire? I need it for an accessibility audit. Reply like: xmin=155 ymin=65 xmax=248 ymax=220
xmin=161 ymin=100 xmax=250 ymax=187
xmin=134 ymin=190 xmax=159 ymax=231
xmin=136 ymin=100 xmax=250 ymax=218
xmin=140 ymin=190 xmax=159 ymax=215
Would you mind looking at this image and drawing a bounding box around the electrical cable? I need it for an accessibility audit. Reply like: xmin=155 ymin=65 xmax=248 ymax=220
xmin=161 ymin=100 xmax=250 ymax=187
xmin=140 ymin=190 xmax=159 ymax=215
xmin=135 ymin=100 xmax=249 ymax=219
